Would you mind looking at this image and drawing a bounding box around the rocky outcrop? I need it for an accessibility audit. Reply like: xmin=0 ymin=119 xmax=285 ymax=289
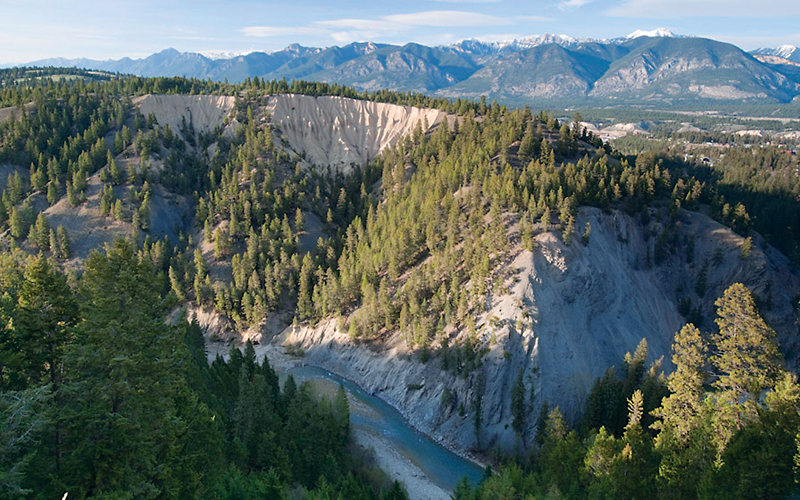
xmin=265 ymin=207 xmax=799 ymax=454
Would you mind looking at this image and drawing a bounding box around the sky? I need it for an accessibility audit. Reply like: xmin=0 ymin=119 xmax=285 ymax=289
xmin=1 ymin=0 xmax=799 ymax=64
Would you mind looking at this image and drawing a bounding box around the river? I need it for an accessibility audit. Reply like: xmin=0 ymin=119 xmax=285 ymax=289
xmin=285 ymin=364 xmax=486 ymax=493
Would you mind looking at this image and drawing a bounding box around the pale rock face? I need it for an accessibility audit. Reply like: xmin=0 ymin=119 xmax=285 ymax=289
xmin=132 ymin=94 xmax=238 ymax=136
xmin=264 ymin=94 xmax=447 ymax=174
xmin=266 ymin=207 xmax=799 ymax=454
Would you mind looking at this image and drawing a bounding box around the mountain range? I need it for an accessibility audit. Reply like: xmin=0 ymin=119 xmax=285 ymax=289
xmin=22 ymin=31 xmax=800 ymax=105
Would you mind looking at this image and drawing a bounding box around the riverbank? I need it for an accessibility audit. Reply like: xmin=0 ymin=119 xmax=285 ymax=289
xmin=205 ymin=338 xmax=474 ymax=499
xmin=207 ymin=336 xmax=487 ymax=468
xmin=353 ymin=429 xmax=450 ymax=500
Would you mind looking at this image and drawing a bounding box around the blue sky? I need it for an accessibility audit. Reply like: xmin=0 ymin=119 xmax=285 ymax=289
xmin=1 ymin=0 xmax=799 ymax=64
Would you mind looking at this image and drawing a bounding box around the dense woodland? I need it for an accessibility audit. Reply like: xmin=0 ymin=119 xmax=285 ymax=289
xmin=0 ymin=69 xmax=799 ymax=498
xmin=0 ymin=243 xmax=408 ymax=499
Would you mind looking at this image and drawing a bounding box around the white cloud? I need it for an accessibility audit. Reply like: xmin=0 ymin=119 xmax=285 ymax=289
xmin=606 ymin=0 xmax=800 ymax=17
xmin=515 ymin=15 xmax=555 ymax=22
xmin=242 ymin=10 xmax=552 ymax=46
xmin=384 ymin=11 xmax=513 ymax=27
xmin=559 ymin=0 xmax=592 ymax=9
xmin=240 ymin=26 xmax=325 ymax=38
xmin=170 ymin=35 xmax=219 ymax=41
xmin=315 ymin=18 xmax=405 ymax=42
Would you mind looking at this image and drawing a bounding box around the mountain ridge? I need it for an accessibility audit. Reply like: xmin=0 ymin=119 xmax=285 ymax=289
xmin=20 ymin=32 xmax=800 ymax=105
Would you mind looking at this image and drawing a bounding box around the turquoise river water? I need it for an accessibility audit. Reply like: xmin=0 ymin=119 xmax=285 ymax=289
xmin=286 ymin=364 xmax=485 ymax=492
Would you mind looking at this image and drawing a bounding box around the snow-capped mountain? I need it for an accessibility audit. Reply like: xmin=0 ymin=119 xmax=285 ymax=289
xmin=625 ymin=28 xmax=678 ymax=39
xmin=199 ymin=50 xmax=256 ymax=60
xmin=443 ymin=29 xmax=688 ymax=57
xmin=752 ymin=45 xmax=800 ymax=63
xmin=444 ymin=34 xmax=589 ymax=56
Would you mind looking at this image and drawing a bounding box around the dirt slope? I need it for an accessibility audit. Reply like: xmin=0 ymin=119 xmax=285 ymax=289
xmin=265 ymin=94 xmax=447 ymax=173
xmin=132 ymin=94 xmax=238 ymax=135
xmin=43 ymin=166 xmax=191 ymax=267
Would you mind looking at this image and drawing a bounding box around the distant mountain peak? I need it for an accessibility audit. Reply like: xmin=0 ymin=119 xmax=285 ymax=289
xmin=751 ymin=45 xmax=799 ymax=63
xmin=445 ymin=29 xmax=692 ymax=55
xmin=156 ymin=48 xmax=181 ymax=56
xmin=626 ymin=28 xmax=678 ymax=39
xmin=776 ymin=45 xmax=798 ymax=58
xmin=199 ymin=50 xmax=254 ymax=60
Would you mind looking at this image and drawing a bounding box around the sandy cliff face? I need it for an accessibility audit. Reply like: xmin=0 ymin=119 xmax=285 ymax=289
xmin=132 ymin=94 xmax=238 ymax=135
xmin=265 ymin=206 xmax=799 ymax=454
xmin=265 ymin=94 xmax=447 ymax=174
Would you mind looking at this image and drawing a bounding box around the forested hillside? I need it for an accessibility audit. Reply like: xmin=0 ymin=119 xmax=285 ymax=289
xmin=0 ymin=68 xmax=799 ymax=499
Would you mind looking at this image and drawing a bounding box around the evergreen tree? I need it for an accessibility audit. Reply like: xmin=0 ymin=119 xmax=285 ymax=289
xmin=55 ymin=226 xmax=71 ymax=259
xmin=472 ymin=372 xmax=485 ymax=448
xmin=511 ymin=369 xmax=526 ymax=438
xmin=710 ymin=283 xmax=782 ymax=455
xmin=59 ymin=239 xmax=188 ymax=497
xmin=653 ymin=324 xmax=707 ymax=444
xmin=169 ymin=265 xmax=185 ymax=301
xmin=9 ymin=206 xmax=28 ymax=240
xmin=297 ymin=253 xmax=314 ymax=320
xmin=32 ymin=213 xmax=50 ymax=250
xmin=46 ymin=181 xmax=59 ymax=206
xmin=14 ymin=255 xmax=78 ymax=479
xmin=113 ymin=199 xmax=124 ymax=220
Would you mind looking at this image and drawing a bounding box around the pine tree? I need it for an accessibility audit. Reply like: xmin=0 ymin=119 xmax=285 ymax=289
xmin=9 ymin=207 xmax=28 ymax=240
xmin=612 ymin=390 xmax=656 ymax=497
xmin=585 ymin=425 xmax=619 ymax=482
xmin=66 ymin=182 xmax=78 ymax=207
xmin=653 ymin=324 xmax=707 ymax=444
xmin=711 ymin=283 xmax=782 ymax=454
xmin=297 ymin=253 xmax=314 ymax=320
xmin=113 ymin=199 xmax=124 ymax=220
xmin=540 ymin=208 xmax=551 ymax=231
xmin=14 ymin=255 xmax=78 ymax=477
xmin=214 ymin=227 xmax=230 ymax=260
xmin=33 ymin=213 xmax=50 ymax=250
xmin=30 ymin=165 xmax=46 ymax=192
xmin=563 ymin=215 xmax=575 ymax=246
xmin=109 ymin=154 xmax=123 ymax=185
xmin=46 ymin=181 xmax=59 ymax=206
xmin=518 ymin=123 xmax=535 ymax=161
xmin=55 ymin=226 xmax=70 ymax=259
xmin=60 ymin=239 xmax=186 ymax=497
xmin=49 ymin=228 xmax=58 ymax=256
xmin=511 ymin=369 xmax=526 ymax=438
xmin=295 ymin=208 xmax=304 ymax=233
xmin=740 ymin=236 xmax=753 ymax=259
xmin=169 ymin=265 xmax=185 ymax=301
xmin=15 ymin=255 xmax=79 ymax=387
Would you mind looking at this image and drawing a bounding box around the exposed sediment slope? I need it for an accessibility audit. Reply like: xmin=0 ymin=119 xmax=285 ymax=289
xmin=269 ymin=206 xmax=799 ymax=454
xmin=265 ymin=94 xmax=447 ymax=173
xmin=43 ymin=171 xmax=191 ymax=266
xmin=132 ymin=94 xmax=238 ymax=135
